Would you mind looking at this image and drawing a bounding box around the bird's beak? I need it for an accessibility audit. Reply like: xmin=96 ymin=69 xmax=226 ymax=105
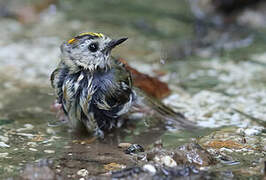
xmin=107 ymin=37 xmax=128 ymax=51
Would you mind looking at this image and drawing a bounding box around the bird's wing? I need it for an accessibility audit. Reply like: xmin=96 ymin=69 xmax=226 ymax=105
xmin=50 ymin=68 xmax=59 ymax=89
xmin=94 ymin=60 xmax=134 ymax=118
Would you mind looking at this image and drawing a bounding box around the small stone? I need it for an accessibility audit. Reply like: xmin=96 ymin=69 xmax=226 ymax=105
xmin=153 ymin=139 xmax=163 ymax=149
xmin=174 ymin=143 xmax=217 ymax=166
xmin=29 ymin=148 xmax=38 ymax=152
xmin=27 ymin=142 xmax=37 ymax=147
xmin=124 ymin=144 xmax=144 ymax=154
xmin=32 ymin=135 xmax=45 ymax=142
xmin=0 ymin=152 xmax=8 ymax=158
xmin=44 ymin=143 xmax=52 ymax=146
xmin=161 ymin=156 xmax=177 ymax=167
xmin=44 ymin=150 xmax=55 ymax=154
xmin=118 ymin=143 xmax=132 ymax=148
xmin=16 ymin=133 xmax=35 ymax=138
xmin=17 ymin=124 xmax=34 ymax=132
xmin=0 ymin=141 xmax=10 ymax=148
xmin=244 ymin=128 xmax=261 ymax=136
xmin=143 ymin=164 xmax=156 ymax=174
xmin=154 ymin=155 xmax=177 ymax=167
xmin=0 ymin=135 xmax=8 ymax=142
xmin=220 ymin=147 xmax=233 ymax=153
xmin=46 ymin=128 xmax=55 ymax=134
xmin=20 ymin=165 xmax=55 ymax=180
xmin=77 ymin=169 xmax=88 ymax=177
xmin=24 ymin=124 xmax=34 ymax=129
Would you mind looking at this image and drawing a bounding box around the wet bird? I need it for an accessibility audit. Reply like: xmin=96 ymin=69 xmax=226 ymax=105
xmin=51 ymin=32 xmax=195 ymax=138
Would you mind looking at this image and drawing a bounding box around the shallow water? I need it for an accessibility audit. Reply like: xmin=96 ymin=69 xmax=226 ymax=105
xmin=0 ymin=0 xmax=265 ymax=179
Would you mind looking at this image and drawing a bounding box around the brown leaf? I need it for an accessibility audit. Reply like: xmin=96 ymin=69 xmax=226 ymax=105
xmin=32 ymin=135 xmax=45 ymax=142
xmin=204 ymin=140 xmax=251 ymax=149
xmin=118 ymin=58 xmax=171 ymax=99
xmin=103 ymin=162 xmax=125 ymax=171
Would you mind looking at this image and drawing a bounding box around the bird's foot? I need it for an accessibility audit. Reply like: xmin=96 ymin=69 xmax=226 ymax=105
xmin=94 ymin=128 xmax=104 ymax=139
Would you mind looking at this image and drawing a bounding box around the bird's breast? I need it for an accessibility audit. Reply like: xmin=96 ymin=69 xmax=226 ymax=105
xmin=91 ymin=69 xmax=117 ymax=94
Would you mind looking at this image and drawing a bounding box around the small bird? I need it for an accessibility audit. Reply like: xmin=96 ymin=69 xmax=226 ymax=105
xmin=51 ymin=32 xmax=195 ymax=138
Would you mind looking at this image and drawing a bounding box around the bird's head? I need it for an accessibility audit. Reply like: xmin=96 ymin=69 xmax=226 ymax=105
xmin=60 ymin=32 xmax=127 ymax=72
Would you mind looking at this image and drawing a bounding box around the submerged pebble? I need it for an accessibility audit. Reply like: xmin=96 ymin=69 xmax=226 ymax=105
xmin=44 ymin=150 xmax=55 ymax=154
xmin=27 ymin=142 xmax=37 ymax=147
xmin=20 ymin=164 xmax=56 ymax=180
xmin=16 ymin=133 xmax=35 ymax=138
xmin=111 ymin=167 xmax=143 ymax=178
xmin=0 ymin=1 xmax=265 ymax=179
xmin=154 ymin=155 xmax=177 ymax=167
xmin=16 ymin=124 xmax=34 ymax=132
xmin=118 ymin=142 xmax=132 ymax=148
xmin=0 ymin=141 xmax=10 ymax=148
xmin=143 ymin=164 xmax=157 ymax=174
xmin=0 ymin=135 xmax=8 ymax=142
xmin=29 ymin=148 xmax=38 ymax=152
xmin=0 ymin=152 xmax=8 ymax=158
xmin=124 ymin=144 xmax=144 ymax=154
xmin=175 ymin=143 xmax=217 ymax=167
xmin=77 ymin=169 xmax=88 ymax=177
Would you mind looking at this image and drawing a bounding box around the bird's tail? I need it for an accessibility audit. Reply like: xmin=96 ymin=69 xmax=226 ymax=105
xmin=132 ymin=88 xmax=197 ymax=130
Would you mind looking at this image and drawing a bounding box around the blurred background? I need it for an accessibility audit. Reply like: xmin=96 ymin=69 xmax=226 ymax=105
xmin=0 ymin=0 xmax=266 ymax=179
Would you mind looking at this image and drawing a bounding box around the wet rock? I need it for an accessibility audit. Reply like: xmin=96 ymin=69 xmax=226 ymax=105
xmin=15 ymin=133 xmax=35 ymax=138
xmin=118 ymin=142 xmax=132 ymax=149
xmin=0 ymin=141 xmax=10 ymax=147
xmin=200 ymin=127 xmax=265 ymax=153
xmin=76 ymin=169 xmax=88 ymax=177
xmin=157 ymin=165 xmax=199 ymax=178
xmin=44 ymin=150 xmax=55 ymax=154
xmin=173 ymin=143 xmax=217 ymax=167
xmin=143 ymin=164 xmax=156 ymax=174
xmin=146 ymin=143 xmax=216 ymax=170
xmin=20 ymin=160 xmax=56 ymax=180
xmin=124 ymin=144 xmax=144 ymax=154
xmin=111 ymin=165 xmax=200 ymax=179
xmin=153 ymin=139 xmax=163 ymax=149
xmin=16 ymin=124 xmax=34 ymax=132
xmin=27 ymin=142 xmax=37 ymax=147
xmin=0 ymin=152 xmax=8 ymax=158
xmin=237 ymin=9 xmax=266 ymax=28
xmin=0 ymin=0 xmax=265 ymax=179
xmin=20 ymin=166 xmax=55 ymax=180
xmin=111 ymin=167 xmax=143 ymax=179
xmin=154 ymin=155 xmax=177 ymax=167
xmin=0 ymin=135 xmax=9 ymax=142
xmin=28 ymin=148 xmax=38 ymax=152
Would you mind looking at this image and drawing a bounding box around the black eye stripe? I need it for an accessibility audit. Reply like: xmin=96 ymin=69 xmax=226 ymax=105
xmin=88 ymin=42 xmax=99 ymax=52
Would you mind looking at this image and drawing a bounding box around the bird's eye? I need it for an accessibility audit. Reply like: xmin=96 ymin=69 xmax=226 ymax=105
xmin=88 ymin=43 xmax=98 ymax=52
